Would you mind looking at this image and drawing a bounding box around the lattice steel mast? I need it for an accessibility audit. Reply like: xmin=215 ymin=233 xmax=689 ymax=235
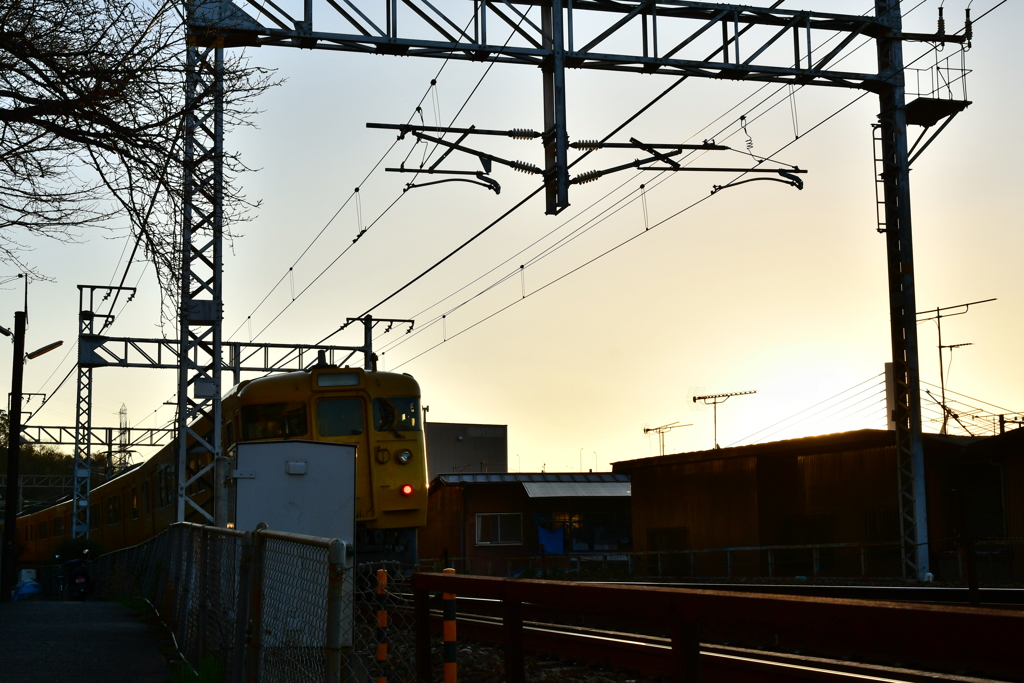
xmin=177 ymin=29 xmax=225 ymax=524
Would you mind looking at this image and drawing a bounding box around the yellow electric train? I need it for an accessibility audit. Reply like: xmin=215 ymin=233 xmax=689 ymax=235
xmin=4 ymin=364 xmax=428 ymax=566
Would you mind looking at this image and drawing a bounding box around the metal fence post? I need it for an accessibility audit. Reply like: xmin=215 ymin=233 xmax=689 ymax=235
xmin=375 ymin=568 xmax=389 ymax=683
xmin=232 ymin=530 xmax=254 ymax=683
xmin=671 ymin=624 xmax=700 ymax=683
xmin=198 ymin=525 xmax=209 ymax=661
xmin=503 ymin=598 xmax=524 ymax=683
xmin=442 ymin=568 xmax=457 ymax=683
xmin=243 ymin=523 xmax=267 ymax=683
xmin=325 ymin=539 xmax=346 ymax=683
xmin=414 ymin=586 xmax=431 ymax=683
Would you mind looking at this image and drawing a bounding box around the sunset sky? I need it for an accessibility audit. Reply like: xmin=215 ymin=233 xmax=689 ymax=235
xmin=3 ymin=0 xmax=1021 ymax=473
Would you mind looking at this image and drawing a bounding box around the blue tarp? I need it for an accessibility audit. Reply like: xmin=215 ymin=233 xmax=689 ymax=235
xmin=536 ymin=525 xmax=564 ymax=554
xmin=12 ymin=581 xmax=42 ymax=601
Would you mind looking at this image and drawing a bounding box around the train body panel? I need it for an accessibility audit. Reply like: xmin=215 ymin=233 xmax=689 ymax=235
xmin=4 ymin=366 xmax=427 ymax=566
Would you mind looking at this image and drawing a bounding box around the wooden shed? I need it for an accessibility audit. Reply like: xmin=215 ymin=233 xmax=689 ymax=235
xmin=417 ymin=472 xmax=632 ymax=576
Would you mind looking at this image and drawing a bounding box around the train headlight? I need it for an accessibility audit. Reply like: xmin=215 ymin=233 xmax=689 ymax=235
xmin=397 ymin=449 xmax=413 ymax=464
xmin=401 ymin=484 xmax=414 ymax=496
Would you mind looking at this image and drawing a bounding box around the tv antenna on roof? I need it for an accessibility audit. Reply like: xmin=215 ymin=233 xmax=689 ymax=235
xmin=643 ymin=422 xmax=692 ymax=457
xmin=692 ymin=391 xmax=756 ymax=449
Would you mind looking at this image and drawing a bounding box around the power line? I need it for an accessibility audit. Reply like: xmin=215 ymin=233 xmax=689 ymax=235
xmin=380 ymin=0 xmax=972 ymax=369
xmin=232 ymin=12 xmax=528 ymax=344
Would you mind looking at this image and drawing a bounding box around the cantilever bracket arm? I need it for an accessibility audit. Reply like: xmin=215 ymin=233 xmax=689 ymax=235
xmin=711 ymin=170 xmax=805 ymax=194
xmin=383 ymin=131 xmax=542 ymax=179
xmin=908 ymin=112 xmax=961 ymax=166
xmin=572 ymin=150 xmax=807 ymax=186
xmin=404 ymin=174 xmax=501 ymax=195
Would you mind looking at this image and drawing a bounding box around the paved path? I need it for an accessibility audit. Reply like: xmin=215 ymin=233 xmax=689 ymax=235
xmin=0 ymin=600 xmax=170 ymax=683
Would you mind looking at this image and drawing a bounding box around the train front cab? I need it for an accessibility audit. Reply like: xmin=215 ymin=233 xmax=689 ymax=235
xmin=226 ymin=366 xmax=428 ymax=563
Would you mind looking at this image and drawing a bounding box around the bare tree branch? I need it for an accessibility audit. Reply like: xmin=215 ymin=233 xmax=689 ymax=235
xmin=0 ymin=0 xmax=277 ymax=313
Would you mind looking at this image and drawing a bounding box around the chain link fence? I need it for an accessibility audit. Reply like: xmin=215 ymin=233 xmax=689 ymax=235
xmin=92 ymin=522 xmax=419 ymax=683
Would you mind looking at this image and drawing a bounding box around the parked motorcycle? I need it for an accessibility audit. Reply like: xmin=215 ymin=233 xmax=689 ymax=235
xmin=57 ymin=549 xmax=91 ymax=600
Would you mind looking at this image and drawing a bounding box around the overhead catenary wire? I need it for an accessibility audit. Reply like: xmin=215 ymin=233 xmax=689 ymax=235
xmin=728 ymin=374 xmax=885 ymax=447
xmin=36 ymin=0 xmax=1003 ymax=438
xmin=385 ymin=89 xmax=875 ymax=369
xmin=373 ymin=0 xmax=912 ymax=355
xmin=300 ymin=2 xmax=806 ymax=357
xmin=125 ymin=14 xmax=532 ymax=424
xmin=374 ymin=0 xmax=968 ymax=368
xmin=232 ymin=11 xmax=528 ymax=344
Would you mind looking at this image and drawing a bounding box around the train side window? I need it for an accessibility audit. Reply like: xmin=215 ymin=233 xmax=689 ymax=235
xmin=142 ymin=480 xmax=151 ymax=515
xmin=39 ymin=521 xmax=47 ymax=539
xmin=241 ymin=402 xmax=308 ymax=440
xmin=89 ymin=503 xmax=100 ymax=530
xmin=107 ymin=495 xmax=121 ymax=526
xmin=225 ymin=421 xmax=235 ymax=449
xmin=317 ymin=399 xmax=364 ymax=437
xmin=131 ymin=487 xmax=140 ymax=520
xmin=54 ymin=516 xmax=64 ymax=537
xmin=158 ymin=468 xmax=174 ymax=508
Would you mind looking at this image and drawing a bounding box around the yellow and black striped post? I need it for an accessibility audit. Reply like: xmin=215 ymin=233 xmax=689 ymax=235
xmin=442 ymin=567 xmax=457 ymax=683
xmin=376 ymin=569 xmax=388 ymax=683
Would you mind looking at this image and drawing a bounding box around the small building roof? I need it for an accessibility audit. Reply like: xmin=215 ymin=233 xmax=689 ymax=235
xmin=522 ymin=481 xmax=631 ymax=498
xmin=430 ymin=472 xmax=630 ymax=497
xmin=434 ymin=472 xmax=629 ymax=485
xmin=612 ymin=428 xmax=978 ymax=473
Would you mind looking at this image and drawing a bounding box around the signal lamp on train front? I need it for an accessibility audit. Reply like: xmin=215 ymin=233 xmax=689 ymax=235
xmin=397 ymin=449 xmax=413 ymax=464
xmin=401 ymin=484 xmax=414 ymax=496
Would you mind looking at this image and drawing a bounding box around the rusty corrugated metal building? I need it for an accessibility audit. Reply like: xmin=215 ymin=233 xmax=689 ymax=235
xmin=613 ymin=428 xmax=1023 ymax=581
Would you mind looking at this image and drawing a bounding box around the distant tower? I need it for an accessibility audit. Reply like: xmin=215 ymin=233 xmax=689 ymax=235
xmin=115 ymin=404 xmax=131 ymax=472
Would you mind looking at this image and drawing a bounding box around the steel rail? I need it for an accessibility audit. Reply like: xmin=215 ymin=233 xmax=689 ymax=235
xmin=428 ymin=609 xmax=981 ymax=683
xmin=412 ymin=573 xmax=1024 ymax=680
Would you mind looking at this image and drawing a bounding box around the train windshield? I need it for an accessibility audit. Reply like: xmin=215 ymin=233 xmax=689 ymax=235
xmin=373 ymin=397 xmax=421 ymax=432
xmin=317 ymin=398 xmax=364 ymax=436
xmin=241 ymin=402 xmax=308 ymax=440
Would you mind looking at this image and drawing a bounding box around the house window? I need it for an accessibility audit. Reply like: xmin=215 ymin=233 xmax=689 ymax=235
xmin=476 ymin=513 xmax=523 ymax=545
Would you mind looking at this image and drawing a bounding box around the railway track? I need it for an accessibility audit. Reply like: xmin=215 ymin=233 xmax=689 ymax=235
xmin=430 ymin=598 xmax=1010 ymax=683
xmin=411 ymin=573 xmax=1022 ymax=683
xmin=609 ymin=582 xmax=1024 ymax=607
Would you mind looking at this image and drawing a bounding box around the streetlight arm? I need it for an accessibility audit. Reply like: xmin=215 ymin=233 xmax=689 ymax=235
xmin=26 ymin=340 xmax=63 ymax=360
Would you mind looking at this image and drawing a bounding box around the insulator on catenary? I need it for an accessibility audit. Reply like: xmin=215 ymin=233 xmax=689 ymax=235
xmin=573 ymin=170 xmax=603 ymax=185
xmin=510 ymin=160 xmax=541 ymax=174
xmin=570 ymin=140 xmax=602 ymax=150
xmin=507 ymin=128 xmax=539 ymax=140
